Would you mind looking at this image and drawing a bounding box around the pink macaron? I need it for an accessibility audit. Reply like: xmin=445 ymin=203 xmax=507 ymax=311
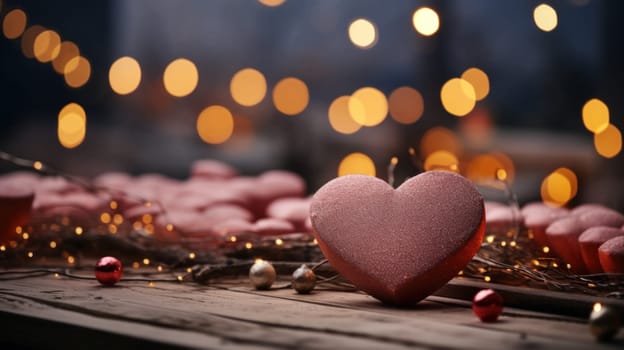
xmin=190 ymin=159 xmax=238 ymax=180
xmin=266 ymin=197 xmax=311 ymax=232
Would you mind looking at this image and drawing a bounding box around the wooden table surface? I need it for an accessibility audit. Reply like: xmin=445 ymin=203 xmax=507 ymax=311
xmin=0 ymin=272 xmax=622 ymax=350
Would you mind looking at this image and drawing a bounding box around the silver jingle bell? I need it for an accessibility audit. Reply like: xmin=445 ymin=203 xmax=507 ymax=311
xmin=249 ymin=260 xmax=276 ymax=290
xmin=589 ymin=304 xmax=621 ymax=342
xmin=292 ymin=264 xmax=316 ymax=294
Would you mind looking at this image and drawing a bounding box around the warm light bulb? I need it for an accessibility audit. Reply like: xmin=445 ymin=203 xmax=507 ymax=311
xmin=593 ymin=302 xmax=602 ymax=313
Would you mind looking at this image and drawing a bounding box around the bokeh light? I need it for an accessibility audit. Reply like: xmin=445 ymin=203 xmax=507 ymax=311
xmin=52 ymin=41 xmax=79 ymax=74
xmin=272 ymin=77 xmax=309 ymax=115
xmin=388 ymin=86 xmax=424 ymax=124
xmin=109 ymin=56 xmax=142 ymax=95
xmin=349 ymin=87 xmax=388 ymax=127
xmin=440 ymin=78 xmax=476 ymax=117
xmin=419 ymin=126 xmax=462 ymax=159
xmin=20 ymin=25 xmax=45 ymax=58
xmin=582 ymin=98 xmax=609 ymax=134
xmin=63 ymin=56 xmax=91 ymax=88
xmin=58 ymin=103 xmax=86 ymax=149
xmin=412 ymin=7 xmax=440 ymax=36
xmin=424 ymin=150 xmax=459 ymax=172
xmin=555 ymin=167 xmax=578 ymax=198
xmin=541 ymin=169 xmax=575 ymax=207
xmin=534 ymin=4 xmax=558 ymax=32
xmin=461 ymin=68 xmax=490 ymax=101
xmin=594 ymin=124 xmax=622 ymax=158
xmin=33 ymin=30 xmax=61 ymax=63
xmin=338 ymin=152 xmax=376 ymax=177
xmin=163 ymin=58 xmax=198 ymax=97
xmin=196 ymin=105 xmax=235 ymax=144
xmin=258 ymin=0 xmax=286 ymax=7
xmin=2 ymin=9 xmax=27 ymax=39
xmin=230 ymin=68 xmax=267 ymax=107
xmin=328 ymin=96 xmax=362 ymax=135
xmin=348 ymin=18 xmax=377 ymax=49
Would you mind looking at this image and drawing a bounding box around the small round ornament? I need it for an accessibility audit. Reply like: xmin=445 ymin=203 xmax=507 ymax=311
xmin=589 ymin=303 xmax=621 ymax=342
xmin=249 ymin=259 xmax=276 ymax=290
xmin=292 ymin=264 xmax=316 ymax=294
xmin=95 ymin=256 xmax=122 ymax=285
xmin=472 ymin=289 xmax=503 ymax=322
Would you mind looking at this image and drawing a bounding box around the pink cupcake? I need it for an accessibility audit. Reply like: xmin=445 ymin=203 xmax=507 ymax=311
xmin=578 ymin=227 xmax=624 ymax=274
xmin=598 ymin=236 xmax=624 ymax=273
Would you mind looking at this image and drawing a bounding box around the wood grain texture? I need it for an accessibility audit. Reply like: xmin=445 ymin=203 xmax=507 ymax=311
xmin=0 ymin=275 xmax=622 ymax=350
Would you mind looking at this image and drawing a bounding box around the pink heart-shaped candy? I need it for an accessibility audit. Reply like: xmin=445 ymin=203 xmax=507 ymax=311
xmin=310 ymin=171 xmax=485 ymax=305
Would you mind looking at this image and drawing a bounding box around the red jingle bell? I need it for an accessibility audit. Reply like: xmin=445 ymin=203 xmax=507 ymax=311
xmin=472 ymin=289 xmax=503 ymax=322
xmin=95 ymin=256 xmax=123 ymax=285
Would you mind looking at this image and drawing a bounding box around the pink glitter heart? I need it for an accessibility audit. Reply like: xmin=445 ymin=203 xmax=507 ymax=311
xmin=310 ymin=171 xmax=485 ymax=305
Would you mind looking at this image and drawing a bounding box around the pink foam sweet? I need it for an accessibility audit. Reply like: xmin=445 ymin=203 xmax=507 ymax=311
xmin=200 ymin=204 xmax=253 ymax=226
xmin=570 ymin=203 xmax=609 ymax=216
xmin=545 ymin=216 xmax=588 ymax=273
xmin=34 ymin=192 xmax=106 ymax=213
xmin=36 ymin=176 xmax=82 ymax=195
xmin=253 ymin=218 xmax=295 ymax=236
xmin=190 ymin=159 xmax=238 ymax=180
xmin=0 ymin=171 xmax=41 ymax=189
xmin=523 ymin=207 xmax=569 ymax=247
xmin=211 ymin=218 xmax=254 ymax=236
xmin=168 ymin=181 xmax=249 ymax=211
xmin=123 ymin=202 xmax=165 ymax=221
xmin=485 ymin=206 xmax=523 ymax=234
xmin=92 ymin=172 xmax=133 ymax=190
xmin=257 ymin=170 xmax=306 ymax=198
xmin=578 ymin=227 xmax=624 ymax=274
xmin=577 ymin=208 xmax=624 ymax=228
xmin=266 ymin=197 xmax=311 ymax=232
xmin=30 ymin=191 xmax=108 ymax=228
xmin=231 ymin=171 xmax=306 ymax=217
xmin=484 ymin=201 xmax=506 ymax=213
xmin=598 ymin=236 xmax=624 ymax=273
xmin=157 ymin=210 xmax=199 ymax=234
xmin=521 ymin=202 xmax=556 ymax=218
xmin=310 ymin=171 xmax=484 ymax=306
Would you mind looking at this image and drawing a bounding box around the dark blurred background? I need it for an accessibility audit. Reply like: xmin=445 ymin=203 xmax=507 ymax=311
xmin=0 ymin=0 xmax=623 ymax=209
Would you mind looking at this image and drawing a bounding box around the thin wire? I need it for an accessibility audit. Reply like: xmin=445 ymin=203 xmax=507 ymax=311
xmin=0 ymin=268 xmax=181 ymax=283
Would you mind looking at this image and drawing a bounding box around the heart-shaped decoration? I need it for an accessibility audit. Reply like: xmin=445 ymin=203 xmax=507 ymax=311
xmin=310 ymin=171 xmax=485 ymax=306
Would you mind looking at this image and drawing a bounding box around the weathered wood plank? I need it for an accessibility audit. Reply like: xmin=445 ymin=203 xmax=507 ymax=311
xmin=0 ymin=293 xmax=414 ymax=350
xmin=224 ymin=284 xmax=596 ymax=344
xmin=0 ymin=275 xmax=621 ymax=350
xmin=0 ymin=298 xmax=270 ymax=350
xmin=437 ymin=278 xmax=624 ymax=318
